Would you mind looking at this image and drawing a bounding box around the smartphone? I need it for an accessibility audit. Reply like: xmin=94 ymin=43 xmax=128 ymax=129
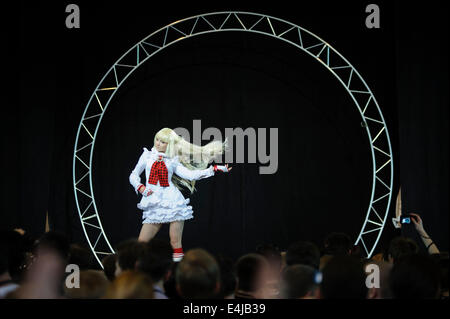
xmin=400 ymin=214 xmax=412 ymax=224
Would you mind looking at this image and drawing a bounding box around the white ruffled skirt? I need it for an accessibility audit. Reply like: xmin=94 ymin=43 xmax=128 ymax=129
xmin=137 ymin=184 xmax=194 ymax=224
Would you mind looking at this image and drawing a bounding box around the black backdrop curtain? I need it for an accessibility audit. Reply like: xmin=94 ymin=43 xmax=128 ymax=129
xmin=2 ymin=1 xmax=447 ymax=262
xmin=395 ymin=2 xmax=449 ymax=251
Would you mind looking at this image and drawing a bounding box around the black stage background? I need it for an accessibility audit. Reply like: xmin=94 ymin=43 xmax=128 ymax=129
xmin=1 ymin=1 xmax=447 ymax=262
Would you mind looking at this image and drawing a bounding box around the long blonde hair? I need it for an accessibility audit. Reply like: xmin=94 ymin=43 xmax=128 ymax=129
xmin=154 ymin=128 xmax=227 ymax=193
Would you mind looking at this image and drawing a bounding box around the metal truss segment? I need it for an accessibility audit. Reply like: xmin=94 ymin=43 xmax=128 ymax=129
xmin=316 ymin=44 xmax=327 ymax=58
xmin=367 ymin=219 xmax=383 ymax=227
xmin=362 ymin=227 xmax=382 ymax=235
xmin=327 ymin=46 xmax=330 ymax=66
xmin=76 ymin=142 xmax=92 ymax=153
xmin=113 ymin=66 xmax=119 ymax=87
xmin=201 ymin=16 xmax=217 ymax=30
xmin=114 ymin=65 xmax=136 ymax=85
xmin=94 ymin=93 xmax=104 ymax=111
xmin=371 ymin=126 xmax=385 ymax=143
xmin=347 ymin=69 xmax=354 ymax=88
xmin=75 ymin=187 xmax=92 ymax=199
xmin=266 ymin=17 xmax=276 ymax=35
xmin=80 ymin=201 xmax=93 ymax=218
xmin=375 ymin=159 xmax=391 ymax=174
xmin=364 ymin=116 xmax=384 ymax=124
xmin=83 ymin=113 xmax=102 ymax=121
xmin=373 ymin=145 xmax=391 ymax=157
xmin=84 ymin=222 xmax=101 ymax=230
xmin=372 ymin=192 xmax=390 ymax=204
xmin=96 ymin=251 xmax=114 ymax=255
xmin=170 ymin=25 xmax=187 ymax=37
xmin=362 ymin=95 xmax=372 ymax=114
xmin=163 ymin=27 xmax=169 ymax=46
xmin=371 ymin=205 xmax=384 ymax=223
xmin=190 ymin=17 xmax=200 ymax=35
xmin=233 ymin=13 xmax=247 ymax=30
xmin=82 ymin=214 xmax=97 ymax=221
xmin=75 ymin=155 xmax=90 ymax=170
xmin=360 ymin=237 xmax=369 ymax=256
xmin=115 ymin=63 xmax=135 ymax=68
xmin=278 ymin=26 xmax=295 ymax=37
xmin=350 ymin=89 xmax=370 ymax=94
xmin=81 ymin=123 xmax=94 ymax=139
xmin=141 ymin=41 xmax=161 ymax=50
xmin=139 ymin=43 xmax=150 ymax=57
xmin=248 ymin=15 xmax=265 ymax=31
xmin=190 ymin=16 xmax=215 ymax=34
xmin=331 ymin=65 xmax=351 ymax=70
xmin=304 ymin=42 xmax=324 ymax=51
xmin=75 ymin=171 xmax=90 ymax=186
xmin=375 ymin=175 xmax=391 ymax=191
xmin=219 ymin=13 xmax=233 ymax=29
xmin=93 ymin=231 xmax=103 ymax=249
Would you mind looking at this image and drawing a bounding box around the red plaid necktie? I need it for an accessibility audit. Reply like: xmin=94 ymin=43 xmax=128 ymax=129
xmin=148 ymin=155 xmax=169 ymax=187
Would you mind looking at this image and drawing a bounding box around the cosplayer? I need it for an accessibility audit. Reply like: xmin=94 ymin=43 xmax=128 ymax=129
xmin=129 ymin=128 xmax=231 ymax=261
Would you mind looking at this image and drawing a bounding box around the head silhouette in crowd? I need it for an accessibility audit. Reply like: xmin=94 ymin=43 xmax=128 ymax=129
xmin=323 ymin=232 xmax=352 ymax=256
xmin=430 ymin=252 xmax=449 ymax=299
xmin=387 ymin=236 xmax=419 ymax=264
xmin=137 ymin=239 xmax=173 ymax=280
xmin=175 ymin=248 xmax=221 ymax=299
xmin=136 ymin=238 xmax=173 ymax=299
xmin=389 ymin=253 xmax=441 ymax=299
xmin=320 ymin=255 xmax=368 ymax=299
xmin=64 ymin=270 xmax=110 ymax=299
xmin=280 ymin=264 xmax=321 ymax=299
xmin=215 ymin=254 xmax=237 ymax=299
xmin=68 ymin=244 xmax=95 ymax=271
xmin=235 ymin=253 xmax=271 ymax=299
xmin=8 ymin=231 xmax=70 ymax=299
xmin=101 ymin=254 xmax=117 ymax=282
xmin=33 ymin=231 xmax=70 ymax=263
xmin=0 ymin=230 xmax=35 ymax=283
xmin=114 ymin=239 xmax=147 ymax=276
xmin=286 ymin=241 xmax=321 ymax=270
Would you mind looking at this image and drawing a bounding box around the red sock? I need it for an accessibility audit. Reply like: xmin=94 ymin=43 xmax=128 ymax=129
xmin=173 ymin=248 xmax=183 ymax=254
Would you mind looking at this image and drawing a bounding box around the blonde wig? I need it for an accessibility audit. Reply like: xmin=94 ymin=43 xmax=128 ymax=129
xmin=154 ymin=128 xmax=227 ymax=193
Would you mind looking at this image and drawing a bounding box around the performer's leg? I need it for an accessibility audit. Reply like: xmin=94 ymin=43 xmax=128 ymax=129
xmin=169 ymin=220 xmax=185 ymax=261
xmin=169 ymin=220 xmax=184 ymax=248
xmin=138 ymin=223 xmax=162 ymax=242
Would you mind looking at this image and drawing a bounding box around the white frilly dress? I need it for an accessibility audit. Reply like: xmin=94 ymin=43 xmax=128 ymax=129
xmin=129 ymin=147 xmax=216 ymax=224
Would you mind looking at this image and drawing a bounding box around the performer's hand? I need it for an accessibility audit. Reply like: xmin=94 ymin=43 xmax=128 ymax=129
xmin=213 ymin=164 xmax=232 ymax=173
xmin=139 ymin=186 xmax=153 ymax=197
xmin=143 ymin=188 xmax=153 ymax=197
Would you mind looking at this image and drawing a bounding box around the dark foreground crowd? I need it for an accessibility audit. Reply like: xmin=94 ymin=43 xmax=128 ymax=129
xmin=0 ymin=215 xmax=448 ymax=299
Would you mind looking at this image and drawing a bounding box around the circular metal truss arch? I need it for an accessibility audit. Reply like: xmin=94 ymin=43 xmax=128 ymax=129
xmin=73 ymin=11 xmax=394 ymax=267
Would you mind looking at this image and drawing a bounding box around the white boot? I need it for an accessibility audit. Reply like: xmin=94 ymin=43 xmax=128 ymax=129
xmin=173 ymin=252 xmax=184 ymax=262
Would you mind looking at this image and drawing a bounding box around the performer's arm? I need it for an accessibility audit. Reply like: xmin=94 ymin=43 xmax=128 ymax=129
xmin=173 ymin=160 xmax=231 ymax=181
xmin=129 ymin=148 xmax=147 ymax=195
xmin=174 ymin=162 xmax=215 ymax=181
